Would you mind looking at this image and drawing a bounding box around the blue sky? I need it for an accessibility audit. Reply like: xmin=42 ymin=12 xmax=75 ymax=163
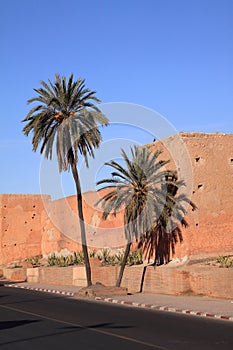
xmin=1 ymin=0 xmax=232 ymax=198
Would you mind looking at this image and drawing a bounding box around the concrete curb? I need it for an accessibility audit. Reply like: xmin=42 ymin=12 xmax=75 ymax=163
xmin=5 ymin=284 xmax=233 ymax=322
xmin=5 ymin=284 xmax=75 ymax=297
xmin=94 ymin=296 xmax=233 ymax=321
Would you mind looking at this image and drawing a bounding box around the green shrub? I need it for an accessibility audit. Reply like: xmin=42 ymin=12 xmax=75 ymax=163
xmin=74 ymin=251 xmax=84 ymax=265
xmin=47 ymin=253 xmax=57 ymax=266
xmin=216 ymin=255 xmax=233 ymax=268
xmin=27 ymin=255 xmax=42 ymax=267
xmin=46 ymin=249 xmax=144 ymax=268
xmin=13 ymin=263 xmax=23 ymax=268
xmin=127 ymin=249 xmax=143 ymax=266
xmin=115 ymin=251 xmax=124 ymax=266
xmin=47 ymin=251 xmax=85 ymax=267
xmin=89 ymin=249 xmax=97 ymax=258
xmin=98 ymin=248 xmax=143 ymax=267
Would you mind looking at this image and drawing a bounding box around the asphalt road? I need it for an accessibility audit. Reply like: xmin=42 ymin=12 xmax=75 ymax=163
xmin=0 ymin=284 xmax=233 ymax=350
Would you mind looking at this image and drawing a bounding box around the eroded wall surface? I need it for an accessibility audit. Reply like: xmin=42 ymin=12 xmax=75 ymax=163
xmin=41 ymin=190 xmax=125 ymax=256
xmin=1 ymin=133 xmax=233 ymax=265
xmin=0 ymin=194 xmax=50 ymax=264
xmin=147 ymin=132 xmax=233 ymax=259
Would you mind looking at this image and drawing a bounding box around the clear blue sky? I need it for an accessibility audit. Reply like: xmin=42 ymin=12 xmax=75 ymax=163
xmin=1 ymin=0 xmax=232 ymax=198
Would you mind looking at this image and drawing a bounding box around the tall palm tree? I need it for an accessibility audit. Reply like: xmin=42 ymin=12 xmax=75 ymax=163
xmin=139 ymin=174 xmax=197 ymax=265
xmin=96 ymin=145 xmax=179 ymax=287
xmin=22 ymin=74 xmax=108 ymax=286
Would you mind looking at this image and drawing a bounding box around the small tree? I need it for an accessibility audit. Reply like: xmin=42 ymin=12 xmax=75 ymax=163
xmin=96 ymin=146 xmax=179 ymax=287
xmin=22 ymin=74 xmax=108 ymax=286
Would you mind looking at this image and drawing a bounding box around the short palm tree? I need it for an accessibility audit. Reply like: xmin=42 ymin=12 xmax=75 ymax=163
xmin=22 ymin=74 xmax=108 ymax=286
xmin=139 ymin=173 xmax=196 ymax=265
xmin=96 ymin=145 xmax=179 ymax=287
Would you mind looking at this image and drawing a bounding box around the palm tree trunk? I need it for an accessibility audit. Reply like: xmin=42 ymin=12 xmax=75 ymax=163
xmin=116 ymin=241 xmax=131 ymax=287
xmin=71 ymin=161 xmax=92 ymax=286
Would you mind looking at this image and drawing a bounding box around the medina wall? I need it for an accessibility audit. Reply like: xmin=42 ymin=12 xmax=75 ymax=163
xmin=184 ymin=132 xmax=233 ymax=258
xmin=0 ymin=133 xmax=233 ymax=265
xmin=0 ymin=194 xmax=50 ymax=265
xmin=0 ymin=191 xmax=125 ymax=265
xmin=40 ymin=190 xmax=125 ymax=256
xmin=147 ymin=132 xmax=233 ymax=259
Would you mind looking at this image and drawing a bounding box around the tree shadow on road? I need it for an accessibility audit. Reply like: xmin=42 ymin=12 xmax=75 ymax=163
xmin=60 ymin=322 xmax=134 ymax=330
xmin=0 ymin=319 xmax=40 ymax=330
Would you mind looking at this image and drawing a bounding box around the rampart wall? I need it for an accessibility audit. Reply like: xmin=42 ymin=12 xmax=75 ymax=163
xmin=1 ymin=133 xmax=233 ymax=265
xmin=147 ymin=132 xmax=233 ymax=259
xmin=0 ymin=194 xmax=50 ymax=264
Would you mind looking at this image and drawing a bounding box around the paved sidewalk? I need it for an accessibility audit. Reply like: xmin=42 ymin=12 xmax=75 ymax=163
xmin=3 ymin=282 xmax=233 ymax=322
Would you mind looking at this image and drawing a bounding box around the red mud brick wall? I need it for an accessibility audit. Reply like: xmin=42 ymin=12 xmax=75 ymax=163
xmin=147 ymin=133 xmax=233 ymax=260
xmin=142 ymin=265 xmax=233 ymax=298
xmin=38 ymin=266 xmax=74 ymax=286
xmin=41 ymin=190 xmax=125 ymax=256
xmin=1 ymin=133 xmax=233 ymax=265
xmin=0 ymin=194 xmax=50 ymax=265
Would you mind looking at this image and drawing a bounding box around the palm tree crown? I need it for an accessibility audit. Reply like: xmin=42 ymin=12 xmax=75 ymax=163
xmin=22 ymin=74 xmax=108 ymax=171
xmin=97 ymin=146 xmax=179 ymax=242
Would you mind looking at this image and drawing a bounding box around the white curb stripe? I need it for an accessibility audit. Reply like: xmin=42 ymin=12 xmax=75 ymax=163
xmin=3 ymin=284 xmax=233 ymax=321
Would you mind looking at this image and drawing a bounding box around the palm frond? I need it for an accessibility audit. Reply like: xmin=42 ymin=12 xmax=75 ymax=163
xmin=22 ymin=73 xmax=109 ymax=172
xmin=96 ymin=144 xmax=196 ymax=264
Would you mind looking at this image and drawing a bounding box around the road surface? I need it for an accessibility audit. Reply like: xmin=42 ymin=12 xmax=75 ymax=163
xmin=0 ymin=284 xmax=233 ymax=349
